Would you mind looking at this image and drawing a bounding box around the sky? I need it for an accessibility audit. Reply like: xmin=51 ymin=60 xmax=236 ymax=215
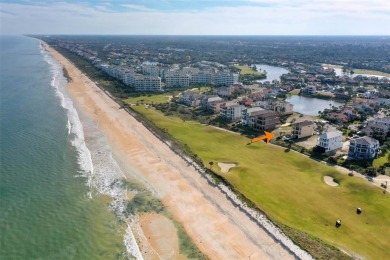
xmin=0 ymin=0 xmax=389 ymax=35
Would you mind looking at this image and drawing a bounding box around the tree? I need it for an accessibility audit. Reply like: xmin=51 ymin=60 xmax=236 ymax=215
xmin=209 ymin=161 xmax=214 ymax=169
xmin=327 ymin=157 xmax=337 ymax=164
xmin=365 ymin=167 xmax=377 ymax=177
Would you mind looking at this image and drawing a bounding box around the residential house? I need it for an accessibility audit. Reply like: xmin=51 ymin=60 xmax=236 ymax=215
xmin=201 ymin=96 xmax=225 ymax=113
xmin=220 ymin=102 xmax=245 ymax=121
xmin=335 ymin=91 xmax=350 ymax=100
xmin=360 ymin=117 xmax=390 ymax=138
xmin=270 ymin=100 xmax=294 ymax=115
xmin=292 ymin=120 xmax=315 ymax=139
xmin=327 ymin=112 xmax=349 ymax=123
xmin=303 ymin=85 xmax=316 ymax=95
xmin=352 ymin=102 xmax=375 ymax=115
xmin=241 ymin=107 xmax=265 ymax=127
xmin=178 ymin=91 xmax=203 ymax=107
xmin=262 ymin=88 xmax=277 ymax=98
xmin=249 ymin=92 xmax=265 ymax=101
xmin=316 ymin=131 xmax=343 ymax=153
xmin=379 ymin=98 xmax=390 ymax=106
xmin=348 ymin=136 xmax=380 ymax=160
xmin=252 ymin=110 xmax=280 ymax=131
xmin=241 ymin=98 xmax=254 ymax=106
xmin=216 ymin=86 xmax=235 ymax=97
xmin=210 ymin=100 xmax=226 ymax=114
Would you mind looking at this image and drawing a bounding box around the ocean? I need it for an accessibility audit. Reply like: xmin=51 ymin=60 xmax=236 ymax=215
xmin=0 ymin=36 xmax=141 ymax=259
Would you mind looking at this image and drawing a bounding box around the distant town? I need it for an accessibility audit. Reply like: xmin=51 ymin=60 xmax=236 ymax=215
xmin=42 ymin=36 xmax=390 ymax=176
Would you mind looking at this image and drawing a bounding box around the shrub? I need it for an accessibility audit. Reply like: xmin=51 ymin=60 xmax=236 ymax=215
xmin=327 ymin=157 xmax=337 ymax=164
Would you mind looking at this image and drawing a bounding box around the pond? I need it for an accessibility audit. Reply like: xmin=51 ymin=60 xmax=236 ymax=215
xmin=254 ymin=64 xmax=289 ymax=83
xmin=285 ymin=95 xmax=344 ymax=116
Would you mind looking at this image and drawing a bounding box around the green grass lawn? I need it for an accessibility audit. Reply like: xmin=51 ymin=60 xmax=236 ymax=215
xmin=353 ymin=69 xmax=390 ymax=77
xmin=373 ymin=150 xmax=390 ymax=167
xmin=288 ymin=89 xmax=300 ymax=95
xmin=123 ymin=94 xmax=171 ymax=105
xmin=317 ymin=91 xmax=335 ymax=97
xmin=190 ymin=86 xmax=211 ymax=94
xmin=133 ymin=105 xmax=390 ymax=259
xmin=235 ymin=65 xmax=265 ymax=76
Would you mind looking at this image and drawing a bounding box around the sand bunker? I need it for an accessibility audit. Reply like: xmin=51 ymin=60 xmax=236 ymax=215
xmin=324 ymin=176 xmax=339 ymax=187
xmin=218 ymin=162 xmax=236 ymax=173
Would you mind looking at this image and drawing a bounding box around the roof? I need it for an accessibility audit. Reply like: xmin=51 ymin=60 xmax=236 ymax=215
xmin=181 ymin=91 xmax=202 ymax=98
xmin=246 ymin=107 xmax=264 ymax=114
xmin=252 ymin=110 xmax=279 ymax=118
xmin=165 ymin=70 xmax=190 ymax=77
xmin=207 ymin=96 xmax=223 ymax=102
xmin=292 ymin=120 xmax=314 ymax=127
xmin=372 ymin=117 xmax=390 ymax=124
xmin=350 ymin=136 xmax=379 ymax=146
xmin=319 ymin=131 xmax=342 ymax=139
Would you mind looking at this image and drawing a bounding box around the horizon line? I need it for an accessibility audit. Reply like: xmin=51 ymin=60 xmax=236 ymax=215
xmin=17 ymin=34 xmax=390 ymax=37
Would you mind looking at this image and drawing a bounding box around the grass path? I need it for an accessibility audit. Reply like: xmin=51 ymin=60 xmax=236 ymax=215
xmin=133 ymin=105 xmax=390 ymax=259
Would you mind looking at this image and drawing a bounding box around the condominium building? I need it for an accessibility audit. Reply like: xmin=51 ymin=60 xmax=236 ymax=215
xmin=124 ymin=71 xmax=137 ymax=86
xmin=134 ymin=75 xmax=162 ymax=92
xmin=165 ymin=71 xmax=190 ymax=88
xmin=142 ymin=65 xmax=165 ymax=78
xmin=191 ymin=71 xmax=213 ymax=85
xmin=214 ymin=72 xmax=234 ymax=86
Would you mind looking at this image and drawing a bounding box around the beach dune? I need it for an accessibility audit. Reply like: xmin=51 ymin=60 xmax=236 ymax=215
xmin=45 ymin=43 xmax=299 ymax=260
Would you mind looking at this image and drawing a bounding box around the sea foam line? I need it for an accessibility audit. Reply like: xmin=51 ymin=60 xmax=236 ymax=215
xmin=40 ymin=43 xmax=143 ymax=260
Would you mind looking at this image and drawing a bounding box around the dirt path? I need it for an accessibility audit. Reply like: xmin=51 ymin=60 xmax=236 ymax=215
xmin=45 ymin=43 xmax=306 ymax=260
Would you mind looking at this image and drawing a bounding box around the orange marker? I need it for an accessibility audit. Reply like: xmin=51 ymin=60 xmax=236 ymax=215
xmin=251 ymin=131 xmax=274 ymax=144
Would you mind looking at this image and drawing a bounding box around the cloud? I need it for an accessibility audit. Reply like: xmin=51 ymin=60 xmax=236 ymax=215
xmin=121 ymin=4 xmax=154 ymax=12
xmin=0 ymin=1 xmax=389 ymax=35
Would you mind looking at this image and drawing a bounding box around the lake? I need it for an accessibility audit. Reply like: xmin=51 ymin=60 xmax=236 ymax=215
xmin=285 ymin=95 xmax=344 ymax=116
xmin=254 ymin=64 xmax=289 ymax=83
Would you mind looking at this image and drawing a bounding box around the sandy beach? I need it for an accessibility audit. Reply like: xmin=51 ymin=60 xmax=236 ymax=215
xmin=44 ymin=43 xmax=305 ymax=259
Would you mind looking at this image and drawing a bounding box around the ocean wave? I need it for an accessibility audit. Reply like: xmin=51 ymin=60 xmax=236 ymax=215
xmin=40 ymin=44 xmax=143 ymax=260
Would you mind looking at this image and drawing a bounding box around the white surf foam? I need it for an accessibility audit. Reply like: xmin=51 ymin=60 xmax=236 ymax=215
xmin=40 ymin=44 xmax=143 ymax=260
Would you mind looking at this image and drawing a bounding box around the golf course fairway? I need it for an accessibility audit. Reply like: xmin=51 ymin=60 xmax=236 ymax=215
xmin=133 ymin=105 xmax=390 ymax=259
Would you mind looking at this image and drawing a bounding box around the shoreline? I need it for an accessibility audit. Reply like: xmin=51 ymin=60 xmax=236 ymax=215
xmin=42 ymin=42 xmax=311 ymax=259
